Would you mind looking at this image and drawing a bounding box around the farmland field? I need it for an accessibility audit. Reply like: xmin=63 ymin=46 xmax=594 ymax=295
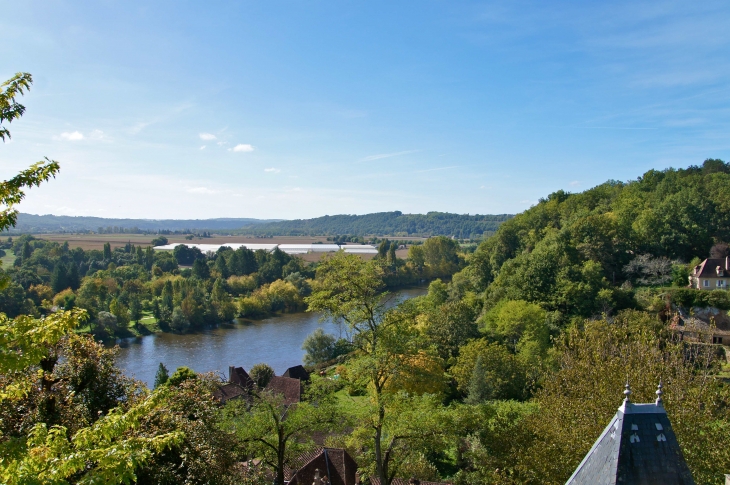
xmin=33 ymin=233 xmax=333 ymax=251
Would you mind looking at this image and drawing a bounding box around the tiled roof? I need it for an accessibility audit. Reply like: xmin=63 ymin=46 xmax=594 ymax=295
xmin=283 ymin=364 xmax=311 ymax=381
xmin=264 ymin=375 xmax=301 ymax=405
xmin=212 ymin=383 xmax=248 ymax=403
xmin=229 ymin=365 xmax=255 ymax=389
xmin=566 ymin=391 xmax=694 ymax=485
xmin=288 ymin=448 xmax=359 ymax=485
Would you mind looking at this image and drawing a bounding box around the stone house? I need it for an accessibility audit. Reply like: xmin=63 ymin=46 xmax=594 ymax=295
xmin=689 ymin=256 xmax=730 ymax=290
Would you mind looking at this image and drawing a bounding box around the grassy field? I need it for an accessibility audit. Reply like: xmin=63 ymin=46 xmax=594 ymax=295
xmin=0 ymin=250 xmax=15 ymax=268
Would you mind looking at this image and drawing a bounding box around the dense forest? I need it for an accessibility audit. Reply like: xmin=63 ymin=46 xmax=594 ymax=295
xmin=3 ymin=159 xmax=730 ymax=485
xmin=238 ymin=211 xmax=513 ymax=238
xmin=0 ymin=234 xmax=465 ymax=336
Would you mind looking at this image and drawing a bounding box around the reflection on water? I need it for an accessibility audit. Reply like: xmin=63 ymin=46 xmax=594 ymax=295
xmin=115 ymin=287 xmax=427 ymax=387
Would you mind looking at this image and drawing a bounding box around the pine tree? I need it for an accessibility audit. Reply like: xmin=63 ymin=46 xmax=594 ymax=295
xmin=153 ymin=362 xmax=169 ymax=388
xmin=466 ymin=355 xmax=493 ymax=404
xmin=103 ymin=242 xmax=112 ymax=260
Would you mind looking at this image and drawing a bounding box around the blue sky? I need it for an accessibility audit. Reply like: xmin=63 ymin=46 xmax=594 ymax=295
xmin=3 ymin=1 xmax=730 ymax=219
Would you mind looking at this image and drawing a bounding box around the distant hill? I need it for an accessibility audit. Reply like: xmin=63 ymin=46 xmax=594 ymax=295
xmin=7 ymin=211 xmax=512 ymax=238
xmin=238 ymin=211 xmax=513 ymax=238
xmin=8 ymin=213 xmax=278 ymax=233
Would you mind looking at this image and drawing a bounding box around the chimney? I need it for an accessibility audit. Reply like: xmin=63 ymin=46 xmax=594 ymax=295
xmin=229 ymin=365 xmax=235 ymax=383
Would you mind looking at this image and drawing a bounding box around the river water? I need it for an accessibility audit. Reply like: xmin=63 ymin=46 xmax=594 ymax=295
xmin=115 ymin=287 xmax=427 ymax=387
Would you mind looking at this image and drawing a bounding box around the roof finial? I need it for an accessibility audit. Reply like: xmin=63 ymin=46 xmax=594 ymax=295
xmin=623 ymin=381 xmax=631 ymax=404
xmin=655 ymin=379 xmax=664 ymax=406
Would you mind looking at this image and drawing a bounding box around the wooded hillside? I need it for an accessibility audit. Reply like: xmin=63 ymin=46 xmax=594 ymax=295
xmin=239 ymin=211 xmax=513 ymax=238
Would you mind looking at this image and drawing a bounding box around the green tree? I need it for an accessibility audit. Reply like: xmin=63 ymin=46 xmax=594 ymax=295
xmin=249 ymin=362 xmax=275 ymax=388
xmin=481 ymin=299 xmax=550 ymax=362
xmin=0 ymin=73 xmax=61 ymax=232
xmin=408 ymin=244 xmax=425 ymax=273
xmin=154 ymin=362 xmax=169 ymax=388
xmin=222 ymin=383 xmax=340 ymax=485
xmin=301 ymin=328 xmax=336 ymax=365
xmin=0 ymin=310 xmax=181 ymax=483
xmin=170 ymin=307 xmax=190 ymax=333
xmin=129 ymin=296 xmax=142 ymax=323
xmin=50 ymin=263 xmax=68 ymax=293
xmin=103 ymin=242 xmax=112 ymax=260
xmin=192 ymin=258 xmax=210 ymax=279
xmin=505 ymin=311 xmax=730 ymax=485
xmin=465 ymin=355 xmax=490 ymax=404
xmin=167 ymin=366 xmax=197 ymax=386
xmin=306 ymin=253 xmax=444 ymax=484
xmin=215 ymin=254 xmax=229 ymax=278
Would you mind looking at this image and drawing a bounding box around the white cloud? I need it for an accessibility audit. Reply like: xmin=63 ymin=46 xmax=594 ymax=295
xmin=569 ymin=180 xmax=581 ymax=186
xmin=57 ymin=131 xmax=84 ymax=141
xmin=199 ymin=133 xmax=217 ymax=141
xmin=187 ymin=187 xmax=218 ymax=194
xmin=232 ymin=144 xmax=255 ymax=152
xmin=200 ymin=146 xmax=206 ymax=150
xmin=89 ymin=129 xmax=104 ymax=139
xmin=264 ymin=168 xmax=281 ymax=173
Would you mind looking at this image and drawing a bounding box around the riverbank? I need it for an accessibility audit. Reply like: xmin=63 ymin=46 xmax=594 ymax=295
xmin=115 ymin=287 xmax=428 ymax=387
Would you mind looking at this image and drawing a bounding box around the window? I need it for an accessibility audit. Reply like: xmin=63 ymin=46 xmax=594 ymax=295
xmin=703 ymin=280 xmax=709 ymax=287
xmin=719 ymin=280 xmax=726 ymax=287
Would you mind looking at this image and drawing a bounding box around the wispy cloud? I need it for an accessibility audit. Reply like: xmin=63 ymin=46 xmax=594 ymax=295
xmin=187 ymin=187 xmax=218 ymax=195
xmin=358 ymin=150 xmax=419 ymax=162
xmin=89 ymin=129 xmax=105 ymax=139
xmin=199 ymin=133 xmax=217 ymax=141
xmin=200 ymin=146 xmax=206 ymax=150
xmin=264 ymin=168 xmax=281 ymax=173
xmin=55 ymin=131 xmax=84 ymax=141
xmin=569 ymin=180 xmax=581 ymax=186
xmin=231 ymin=143 xmax=255 ymax=152
xmin=415 ymin=166 xmax=458 ymax=173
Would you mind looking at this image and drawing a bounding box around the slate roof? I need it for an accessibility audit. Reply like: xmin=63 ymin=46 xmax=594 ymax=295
xmin=566 ymin=386 xmax=694 ymax=485
xmin=283 ymin=364 xmax=311 ymax=381
xmin=287 ymin=448 xmax=359 ymax=485
xmin=264 ymin=375 xmax=302 ymax=405
xmin=693 ymin=257 xmax=729 ymax=278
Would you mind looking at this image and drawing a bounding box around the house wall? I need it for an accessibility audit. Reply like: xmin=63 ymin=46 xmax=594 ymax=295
xmin=696 ymin=277 xmax=729 ymax=290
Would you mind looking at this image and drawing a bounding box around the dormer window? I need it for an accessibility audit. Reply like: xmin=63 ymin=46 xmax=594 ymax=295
xmin=717 ymin=266 xmax=725 ymax=277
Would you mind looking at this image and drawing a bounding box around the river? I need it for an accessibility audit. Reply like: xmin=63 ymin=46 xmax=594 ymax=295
xmin=115 ymin=287 xmax=427 ymax=387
